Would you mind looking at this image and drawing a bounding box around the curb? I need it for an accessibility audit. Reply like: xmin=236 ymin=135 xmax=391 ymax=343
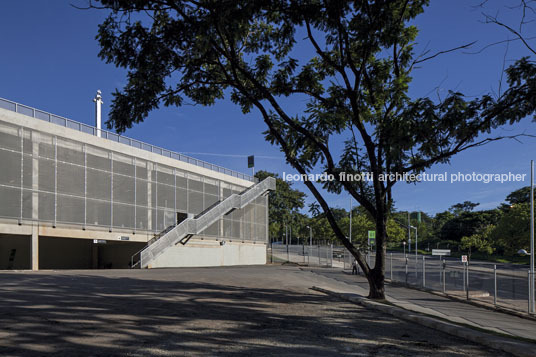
xmin=341 ymin=270 xmax=536 ymax=322
xmin=386 ymin=279 xmax=536 ymax=322
xmin=312 ymin=286 xmax=536 ymax=357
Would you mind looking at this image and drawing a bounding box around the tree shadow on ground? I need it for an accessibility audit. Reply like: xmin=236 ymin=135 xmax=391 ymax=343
xmin=0 ymin=268 xmax=501 ymax=356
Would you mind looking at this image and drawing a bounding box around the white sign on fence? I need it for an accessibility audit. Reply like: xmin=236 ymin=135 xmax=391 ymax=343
xmin=432 ymin=249 xmax=451 ymax=256
xmin=461 ymin=255 xmax=468 ymax=263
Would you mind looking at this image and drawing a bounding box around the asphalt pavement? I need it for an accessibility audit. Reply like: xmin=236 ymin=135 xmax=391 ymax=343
xmin=308 ymin=267 xmax=536 ymax=342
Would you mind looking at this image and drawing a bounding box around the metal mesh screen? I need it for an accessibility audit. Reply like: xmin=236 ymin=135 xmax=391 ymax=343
xmin=0 ymin=119 xmax=268 ymax=241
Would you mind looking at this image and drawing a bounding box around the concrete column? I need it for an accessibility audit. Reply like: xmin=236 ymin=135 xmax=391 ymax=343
xmin=31 ymin=131 xmax=39 ymax=271
xmin=31 ymin=132 xmax=39 ymax=220
xmin=265 ymin=194 xmax=269 ymax=243
xmin=220 ymin=181 xmax=224 ymax=237
xmin=31 ymin=224 xmax=38 ymax=271
xmin=147 ymin=162 xmax=152 ymax=232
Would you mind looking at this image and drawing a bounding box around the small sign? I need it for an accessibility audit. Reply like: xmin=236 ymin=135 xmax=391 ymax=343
xmin=461 ymin=255 xmax=468 ymax=263
xmin=432 ymin=249 xmax=451 ymax=256
xmin=247 ymin=155 xmax=254 ymax=168
xmin=368 ymin=231 xmax=375 ymax=239
xmin=118 ymin=236 xmax=130 ymax=241
xmin=93 ymin=239 xmax=106 ymax=244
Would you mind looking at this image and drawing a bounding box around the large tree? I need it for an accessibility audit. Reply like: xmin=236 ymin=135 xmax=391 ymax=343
xmin=492 ymin=203 xmax=531 ymax=255
xmin=94 ymin=0 xmax=536 ymax=298
xmin=255 ymin=170 xmax=306 ymax=240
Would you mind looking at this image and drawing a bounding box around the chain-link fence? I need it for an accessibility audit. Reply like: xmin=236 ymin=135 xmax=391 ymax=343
xmin=342 ymin=250 xmax=536 ymax=315
xmin=268 ymin=242 xmax=334 ymax=267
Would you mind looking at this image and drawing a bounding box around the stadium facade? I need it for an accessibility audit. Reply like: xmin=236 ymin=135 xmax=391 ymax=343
xmin=0 ymin=95 xmax=274 ymax=270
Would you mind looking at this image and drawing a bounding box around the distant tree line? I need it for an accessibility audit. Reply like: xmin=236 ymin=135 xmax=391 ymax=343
xmin=259 ymin=170 xmax=533 ymax=259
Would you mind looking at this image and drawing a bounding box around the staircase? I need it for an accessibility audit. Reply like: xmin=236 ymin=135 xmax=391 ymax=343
xmin=131 ymin=177 xmax=276 ymax=269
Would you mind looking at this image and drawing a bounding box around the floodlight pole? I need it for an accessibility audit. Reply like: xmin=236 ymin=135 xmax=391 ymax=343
xmin=410 ymin=225 xmax=418 ymax=278
xmin=531 ymin=160 xmax=535 ymax=313
xmin=407 ymin=211 xmax=410 ymax=250
xmin=349 ymin=197 xmax=352 ymax=243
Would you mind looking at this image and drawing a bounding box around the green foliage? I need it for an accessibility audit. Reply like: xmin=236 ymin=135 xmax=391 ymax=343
xmin=504 ymin=186 xmax=536 ymax=206
xmin=439 ymin=209 xmax=502 ymax=242
xmin=254 ymin=170 xmax=305 ymax=240
xmin=460 ymin=225 xmax=495 ymax=258
xmin=491 ymin=203 xmax=530 ymax=255
xmin=449 ymin=201 xmax=479 ymax=216
xmin=312 ymin=206 xmax=405 ymax=247
xmin=386 ymin=218 xmax=406 ymax=244
xmin=95 ymin=1 xmax=536 ymax=296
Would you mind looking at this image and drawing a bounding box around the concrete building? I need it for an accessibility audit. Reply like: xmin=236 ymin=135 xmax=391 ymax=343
xmin=0 ymin=95 xmax=274 ymax=270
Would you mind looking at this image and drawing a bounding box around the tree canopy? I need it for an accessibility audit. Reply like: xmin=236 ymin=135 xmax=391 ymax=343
xmin=95 ymin=0 xmax=536 ymax=298
xmin=255 ymin=170 xmax=305 ymax=239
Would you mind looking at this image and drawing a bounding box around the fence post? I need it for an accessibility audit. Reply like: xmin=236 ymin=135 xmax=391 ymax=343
xmin=270 ymin=239 xmax=273 ymax=264
xmin=529 ymin=270 xmax=535 ymax=315
xmin=462 ymin=262 xmax=466 ymax=293
xmin=405 ymin=257 xmax=408 ymax=284
xmin=442 ymin=259 xmax=446 ymax=293
xmin=422 ymin=256 xmax=426 ymax=288
xmin=318 ymin=244 xmax=321 ymax=266
xmin=466 ymin=262 xmax=470 ymax=300
xmin=529 ymin=270 xmax=531 ymax=314
xmin=390 ymin=253 xmax=393 ymax=281
xmin=440 ymin=259 xmax=443 ymax=290
xmin=494 ymin=264 xmax=497 ymax=306
xmin=330 ymin=243 xmax=333 ymax=267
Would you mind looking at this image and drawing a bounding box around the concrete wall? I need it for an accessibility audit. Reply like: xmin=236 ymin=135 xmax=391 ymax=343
xmin=150 ymin=238 xmax=267 ymax=268
xmin=0 ymin=234 xmax=30 ymax=269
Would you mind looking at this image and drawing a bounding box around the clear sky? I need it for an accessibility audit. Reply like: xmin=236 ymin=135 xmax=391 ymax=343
xmin=0 ymin=0 xmax=534 ymax=216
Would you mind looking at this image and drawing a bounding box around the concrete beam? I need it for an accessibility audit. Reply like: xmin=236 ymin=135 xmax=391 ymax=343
xmin=0 ymin=220 xmax=151 ymax=243
xmin=38 ymin=225 xmax=150 ymax=243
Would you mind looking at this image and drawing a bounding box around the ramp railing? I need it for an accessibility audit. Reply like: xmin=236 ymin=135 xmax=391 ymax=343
xmin=132 ymin=176 xmax=275 ymax=268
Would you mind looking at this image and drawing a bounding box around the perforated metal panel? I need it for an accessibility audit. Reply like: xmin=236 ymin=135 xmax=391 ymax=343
xmin=0 ymin=119 xmax=268 ymax=240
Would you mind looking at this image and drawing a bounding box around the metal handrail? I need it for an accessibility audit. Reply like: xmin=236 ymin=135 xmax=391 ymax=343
xmin=0 ymin=97 xmax=255 ymax=182
xmin=134 ymin=176 xmax=275 ymax=268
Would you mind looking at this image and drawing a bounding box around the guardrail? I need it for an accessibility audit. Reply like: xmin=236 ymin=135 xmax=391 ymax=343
xmin=134 ymin=176 xmax=274 ymax=268
xmin=343 ymin=250 xmax=536 ymax=316
xmin=0 ymin=97 xmax=255 ymax=182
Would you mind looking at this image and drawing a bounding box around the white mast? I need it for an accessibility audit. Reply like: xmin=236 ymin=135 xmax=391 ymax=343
xmin=93 ymin=90 xmax=103 ymax=137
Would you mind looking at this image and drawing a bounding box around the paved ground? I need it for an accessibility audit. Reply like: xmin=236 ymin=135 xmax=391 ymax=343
xmin=273 ymin=247 xmax=534 ymax=313
xmin=309 ymin=268 xmax=536 ymax=341
xmin=0 ymin=265 xmax=504 ymax=356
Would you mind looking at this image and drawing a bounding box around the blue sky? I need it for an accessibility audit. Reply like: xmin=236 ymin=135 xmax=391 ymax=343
xmin=0 ymin=0 xmax=534 ymax=215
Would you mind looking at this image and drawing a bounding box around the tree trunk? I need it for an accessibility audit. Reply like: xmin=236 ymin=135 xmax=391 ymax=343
xmin=366 ymin=267 xmax=385 ymax=299
xmin=368 ymin=209 xmax=388 ymax=299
